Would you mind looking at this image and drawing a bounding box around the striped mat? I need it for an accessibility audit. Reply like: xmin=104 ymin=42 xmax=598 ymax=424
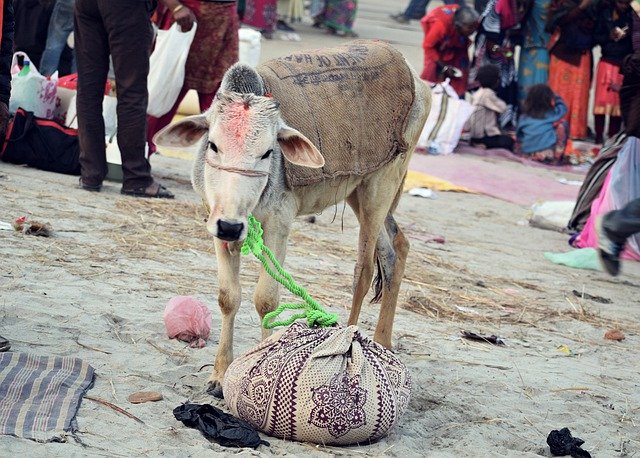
xmin=0 ymin=352 xmax=95 ymax=442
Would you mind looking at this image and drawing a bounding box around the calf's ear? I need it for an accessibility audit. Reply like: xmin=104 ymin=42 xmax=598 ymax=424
xmin=277 ymin=126 xmax=325 ymax=168
xmin=153 ymin=115 xmax=208 ymax=149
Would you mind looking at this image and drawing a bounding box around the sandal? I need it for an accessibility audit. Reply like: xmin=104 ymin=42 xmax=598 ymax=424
xmin=121 ymin=181 xmax=174 ymax=199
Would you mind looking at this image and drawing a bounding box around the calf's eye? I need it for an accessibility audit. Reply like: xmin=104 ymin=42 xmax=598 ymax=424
xmin=261 ymin=149 xmax=273 ymax=160
xmin=209 ymin=142 xmax=218 ymax=153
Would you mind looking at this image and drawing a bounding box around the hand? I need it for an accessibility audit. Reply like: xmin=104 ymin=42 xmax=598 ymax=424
xmin=608 ymin=82 xmax=622 ymax=92
xmin=610 ymin=26 xmax=627 ymax=42
xmin=442 ymin=66 xmax=462 ymax=79
xmin=578 ymin=0 xmax=591 ymax=10
xmin=173 ymin=5 xmax=196 ymax=32
xmin=0 ymin=102 xmax=9 ymax=140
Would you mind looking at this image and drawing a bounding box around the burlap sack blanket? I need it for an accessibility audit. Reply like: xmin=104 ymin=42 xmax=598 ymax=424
xmin=257 ymin=40 xmax=416 ymax=188
xmin=223 ymin=323 xmax=412 ymax=445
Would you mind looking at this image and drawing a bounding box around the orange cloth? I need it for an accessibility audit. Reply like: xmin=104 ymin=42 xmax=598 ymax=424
xmin=420 ymin=5 xmax=471 ymax=96
xmin=593 ymin=60 xmax=623 ymax=117
xmin=548 ymin=52 xmax=591 ymax=139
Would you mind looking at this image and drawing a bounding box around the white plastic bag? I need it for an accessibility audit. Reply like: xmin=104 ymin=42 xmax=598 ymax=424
xmin=528 ymin=201 xmax=576 ymax=232
xmin=147 ymin=22 xmax=197 ymax=117
xmin=65 ymin=94 xmax=118 ymax=137
xmin=239 ymin=28 xmax=262 ymax=67
xmin=417 ymin=80 xmax=473 ymax=155
xmin=9 ymin=52 xmax=58 ymax=119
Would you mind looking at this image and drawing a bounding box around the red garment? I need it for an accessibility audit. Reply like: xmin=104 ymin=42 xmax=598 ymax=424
xmin=420 ymin=5 xmax=471 ymax=96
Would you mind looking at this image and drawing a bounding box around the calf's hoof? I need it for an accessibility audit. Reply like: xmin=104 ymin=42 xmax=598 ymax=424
xmin=206 ymin=380 xmax=224 ymax=399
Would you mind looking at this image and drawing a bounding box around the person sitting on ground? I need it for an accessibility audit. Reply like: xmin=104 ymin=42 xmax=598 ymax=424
xmin=465 ymin=64 xmax=514 ymax=150
xmin=420 ymin=5 xmax=480 ymax=97
xmin=516 ymin=84 xmax=569 ymax=163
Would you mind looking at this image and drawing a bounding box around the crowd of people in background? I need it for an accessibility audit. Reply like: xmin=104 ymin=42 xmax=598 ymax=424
xmin=6 ymin=0 xmax=640 ymax=174
xmin=412 ymin=0 xmax=640 ymax=164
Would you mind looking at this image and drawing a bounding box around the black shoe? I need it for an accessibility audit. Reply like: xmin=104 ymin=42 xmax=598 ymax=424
xmin=596 ymin=216 xmax=624 ymax=276
xmin=390 ymin=13 xmax=411 ymax=24
xmin=0 ymin=335 xmax=10 ymax=352
xmin=79 ymin=178 xmax=102 ymax=192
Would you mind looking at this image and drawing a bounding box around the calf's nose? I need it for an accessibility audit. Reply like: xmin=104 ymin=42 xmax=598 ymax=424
xmin=217 ymin=219 xmax=244 ymax=241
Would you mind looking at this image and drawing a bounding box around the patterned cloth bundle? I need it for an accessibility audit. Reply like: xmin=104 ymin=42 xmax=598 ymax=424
xmin=223 ymin=322 xmax=411 ymax=445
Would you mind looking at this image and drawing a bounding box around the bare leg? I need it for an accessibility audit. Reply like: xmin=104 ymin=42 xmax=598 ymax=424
xmin=207 ymin=239 xmax=241 ymax=398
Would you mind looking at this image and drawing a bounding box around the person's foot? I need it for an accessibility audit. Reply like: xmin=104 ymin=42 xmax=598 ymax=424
xmin=0 ymin=335 xmax=10 ymax=352
xmin=596 ymin=216 xmax=624 ymax=276
xmin=390 ymin=13 xmax=411 ymax=24
xmin=276 ymin=19 xmax=296 ymax=32
xmin=121 ymin=181 xmax=174 ymax=199
xmin=79 ymin=178 xmax=102 ymax=192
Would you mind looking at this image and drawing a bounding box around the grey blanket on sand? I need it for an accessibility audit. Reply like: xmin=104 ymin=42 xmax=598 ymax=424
xmin=0 ymin=352 xmax=95 ymax=442
xmin=258 ymin=40 xmax=416 ymax=188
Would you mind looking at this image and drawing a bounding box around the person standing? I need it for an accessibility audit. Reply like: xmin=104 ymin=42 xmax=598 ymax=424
xmin=242 ymin=0 xmax=278 ymax=39
xmin=0 ymin=0 xmax=15 ymax=352
xmin=545 ymin=0 xmax=596 ymax=140
xmin=596 ymin=35 xmax=640 ymax=276
xmin=592 ymin=0 xmax=633 ymax=144
xmin=420 ymin=5 xmax=480 ymax=97
xmin=146 ymin=0 xmax=239 ymax=155
xmin=74 ymin=0 xmax=191 ymax=197
xmin=517 ymin=0 xmax=551 ymax=105
xmin=39 ymin=0 xmax=76 ymax=77
xmin=312 ymin=0 xmax=359 ymax=37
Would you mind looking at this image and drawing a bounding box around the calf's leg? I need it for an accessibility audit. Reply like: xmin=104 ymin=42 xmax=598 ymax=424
xmin=208 ymin=238 xmax=241 ymax=398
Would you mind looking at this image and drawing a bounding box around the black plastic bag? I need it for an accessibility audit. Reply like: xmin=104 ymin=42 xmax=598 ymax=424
xmin=173 ymin=403 xmax=269 ymax=449
xmin=547 ymin=427 xmax=591 ymax=458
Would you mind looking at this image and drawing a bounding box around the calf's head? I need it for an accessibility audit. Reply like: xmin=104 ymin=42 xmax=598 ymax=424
xmin=153 ymin=64 xmax=324 ymax=242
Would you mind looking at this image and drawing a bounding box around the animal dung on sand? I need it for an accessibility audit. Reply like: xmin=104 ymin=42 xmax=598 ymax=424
xmin=223 ymin=322 xmax=412 ymax=446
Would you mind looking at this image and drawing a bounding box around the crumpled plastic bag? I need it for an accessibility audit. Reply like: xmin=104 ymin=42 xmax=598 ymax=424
xmin=544 ymin=249 xmax=601 ymax=271
xmin=547 ymin=427 xmax=591 ymax=458
xmin=163 ymin=296 xmax=211 ymax=348
xmin=173 ymin=403 xmax=269 ymax=449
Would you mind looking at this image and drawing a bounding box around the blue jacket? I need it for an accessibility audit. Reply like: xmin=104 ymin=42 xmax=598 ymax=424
xmin=516 ymin=95 xmax=568 ymax=154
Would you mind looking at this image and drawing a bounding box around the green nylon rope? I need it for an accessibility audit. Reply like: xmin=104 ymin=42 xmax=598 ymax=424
xmin=241 ymin=215 xmax=339 ymax=330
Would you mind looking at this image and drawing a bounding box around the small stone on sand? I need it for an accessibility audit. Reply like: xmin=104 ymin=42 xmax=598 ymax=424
xmin=128 ymin=391 xmax=163 ymax=404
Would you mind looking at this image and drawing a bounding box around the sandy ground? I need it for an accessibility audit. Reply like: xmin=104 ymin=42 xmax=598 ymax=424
xmin=1 ymin=1 xmax=639 ymax=456
xmin=1 ymin=148 xmax=639 ymax=457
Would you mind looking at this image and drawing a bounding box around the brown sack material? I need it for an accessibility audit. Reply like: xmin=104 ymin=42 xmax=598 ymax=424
xmin=223 ymin=322 xmax=411 ymax=446
xmin=257 ymin=40 xmax=416 ymax=188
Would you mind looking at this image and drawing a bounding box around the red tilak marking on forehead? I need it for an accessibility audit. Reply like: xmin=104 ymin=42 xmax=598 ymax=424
xmin=221 ymin=101 xmax=253 ymax=155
